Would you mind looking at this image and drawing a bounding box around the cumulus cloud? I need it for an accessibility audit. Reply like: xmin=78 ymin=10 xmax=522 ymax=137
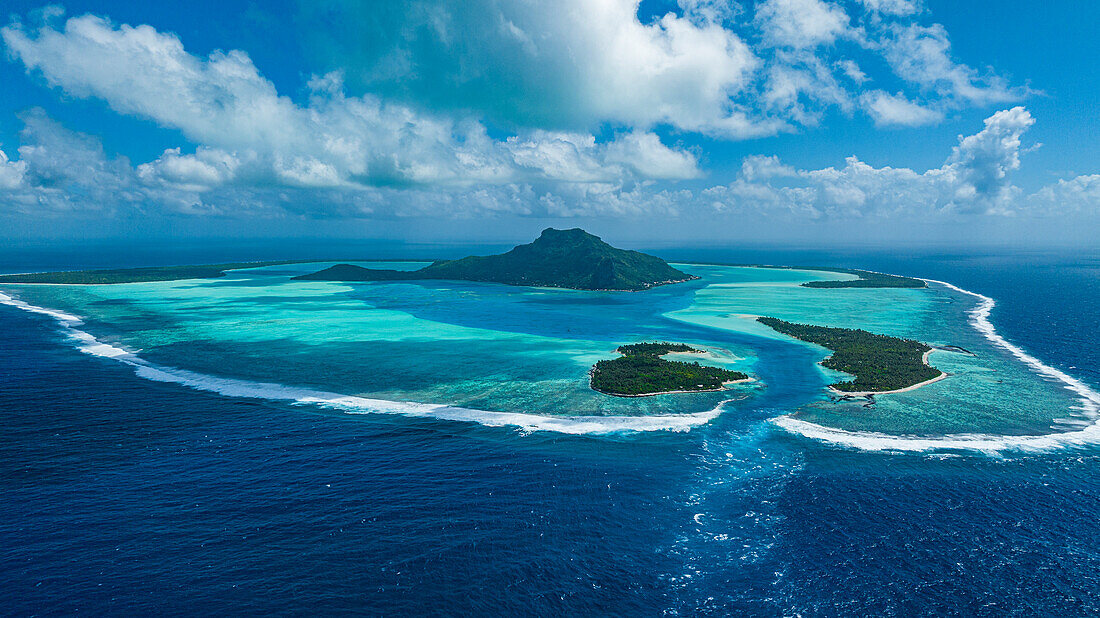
xmin=940 ymin=106 xmax=1034 ymax=207
xmin=760 ymin=51 xmax=853 ymax=124
xmin=1031 ymin=175 xmax=1100 ymax=214
xmin=858 ymin=0 xmax=921 ymax=17
xmin=0 ymin=147 xmax=28 ymax=190
xmin=0 ymin=109 xmax=138 ymax=214
xmin=297 ymin=0 xmax=766 ymax=138
xmin=706 ymin=106 xmax=1040 ymax=217
xmin=603 ymin=132 xmax=702 ymax=180
xmin=1 ymin=6 xmax=1076 ymax=226
xmin=1 ymin=11 xmax=701 ymax=195
xmin=860 ymin=90 xmax=943 ymax=126
xmin=4 ymin=104 xmax=1100 ymax=224
xmin=0 ymin=109 xmax=690 ymax=220
xmin=3 ymin=2 xmax=1031 ymax=168
xmin=882 ymin=23 xmax=1024 ymax=105
xmin=137 ymin=147 xmax=246 ymax=192
xmin=755 ymin=0 xmax=852 ymax=48
xmin=836 ymin=59 xmax=868 ymax=84
xmin=677 ymin=0 xmax=742 ymax=25
xmin=298 ymin=0 xmax=1021 ymax=137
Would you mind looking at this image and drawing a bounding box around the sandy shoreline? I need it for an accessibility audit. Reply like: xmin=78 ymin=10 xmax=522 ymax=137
xmin=827 ymin=349 xmax=947 ymax=397
xmin=662 ymin=348 xmax=740 ymax=363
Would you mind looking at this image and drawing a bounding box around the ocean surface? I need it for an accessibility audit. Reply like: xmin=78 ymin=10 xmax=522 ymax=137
xmin=1 ymin=242 xmax=1098 ymax=615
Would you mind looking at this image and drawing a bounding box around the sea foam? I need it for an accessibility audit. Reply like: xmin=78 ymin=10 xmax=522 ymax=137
xmin=770 ymin=279 xmax=1100 ymax=454
xmin=0 ymin=292 xmax=721 ymax=435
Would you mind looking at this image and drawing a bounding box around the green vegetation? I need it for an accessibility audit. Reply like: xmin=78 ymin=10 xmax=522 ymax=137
xmin=295 ymin=228 xmax=697 ymax=291
xmin=590 ymin=341 xmax=749 ymax=396
xmin=757 ymin=317 xmax=942 ymax=393
xmin=0 ymin=260 xmax=321 ymax=284
xmin=669 ymin=262 xmax=924 ymax=289
xmin=615 ymin=342 xmax=697 ymax=356
xmin=800 ymin=268 xmax=925 ymax=288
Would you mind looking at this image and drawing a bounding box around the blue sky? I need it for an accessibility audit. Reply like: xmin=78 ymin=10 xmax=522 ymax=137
xmin=1 ymin=0 xmax=1098 ymax=245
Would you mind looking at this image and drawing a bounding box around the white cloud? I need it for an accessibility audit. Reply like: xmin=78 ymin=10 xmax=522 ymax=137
xmin=740 ymin=154 xmax=797 ymax=181
xmin=883 ymin=23 xmax=1023 ymax=105
xmin=858 ymin=0 xmax=921 ymax=17
xmin=1031 ymin=175 xmax=1100 ymax=213
xmin=0 ymin=108 xmax=697 ymax=220
xmin=137 ymin=147 xmax=243 ymax=191
xmin=836 ymin=59 xmax=868 ymax=83
xmin=0 ymin=109 xmax=138 ymax=214
xmin=677 ymin=0 xmax=742 ymax=25
xmin=0 ymin=147 xmax=28 ymax=190
xmin=5 ymin=105 xmax=1100 ymax=225
xmin=940 ymin=106 xmax=1034 ymax=208
xmin=706 ymin=107 xmax=1039 ymax=217
xmin=1 ymin=7 xmax=1073 ymax=226
xmin=299 ymin=0 xmax=767 ymax=138
xmin=860 ymin=90 xmax=943 ymax=126
xmin=576 ymin=4 xmax=762 ymax=136
xmin=755 ymin=0 xmax=852 ymax=48
xmin=3 ymin=1 xmax=1032 ymax=165
xmin=761 ymin=51 xmax=852 ymax=123
xmin=603 ymin=132 xmax=702 ymax=180
xmin=1 ymin=12 xmax=701 ymax=193
xmin=298 ymin=0 xmax=1021 ymax=137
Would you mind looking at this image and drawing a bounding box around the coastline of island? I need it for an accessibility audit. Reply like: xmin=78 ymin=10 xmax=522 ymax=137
xmin=588 ymin=342 xmax=752 ymax=397
xmin=295 ymin=228 xmax=698 ymax=291
xmin=827 ymin=350 xmax=948 ymax=396
xmin=670 ymin=262 xmax=926 ymax=289
xmin=757 ymin=317 xmax=945 ymax=395
xmin=0 ymin=259 xmax=438 ymax=285
xmin=589 ymin=375 xmax=755 ymax=398
xmin=0 ymin=249 xmax=926 ymax=295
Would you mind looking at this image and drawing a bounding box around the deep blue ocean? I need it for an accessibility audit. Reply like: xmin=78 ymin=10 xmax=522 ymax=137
xmin=2 ymin=241 xmax=1098 ymax=615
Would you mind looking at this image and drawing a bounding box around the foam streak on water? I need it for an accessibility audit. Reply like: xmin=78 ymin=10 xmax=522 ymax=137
xmin=0 ymin=292 xmax=721 ymax=435
xmin=771 ymin=280 xmax=1100 ymax=455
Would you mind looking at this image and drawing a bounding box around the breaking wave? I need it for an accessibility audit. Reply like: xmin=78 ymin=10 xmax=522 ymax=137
xmin=771 ymin=279 xmax=1100 ymax=455
xmin=0 ymin=291 xmax=722 ymax=435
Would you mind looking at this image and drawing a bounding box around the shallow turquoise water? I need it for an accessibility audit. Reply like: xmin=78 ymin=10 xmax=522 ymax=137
xmin=7 ymin=249 xmax=1100 ymax=614
xmin=2 ymin=262 xmax=1090 ymax=440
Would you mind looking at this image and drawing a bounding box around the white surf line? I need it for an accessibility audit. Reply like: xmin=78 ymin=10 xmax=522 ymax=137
xmin=926 ymin=278 xmax=1100 ymax=417
xmin=0 ymin=291 xmax=723 ymax=435
xmin=770 ymin=278 xmax=1100 ymax=454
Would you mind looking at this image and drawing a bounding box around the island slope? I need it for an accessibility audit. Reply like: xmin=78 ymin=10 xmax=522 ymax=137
xmin=295 ymin=228 xmax=697 ymax=291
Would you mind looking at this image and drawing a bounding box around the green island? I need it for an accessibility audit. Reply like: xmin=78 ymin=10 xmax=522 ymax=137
xmin=757 ymin=317 xmax=943 ymax=394
xmin=673 ymin=262 xmax=924 ymax=289
xmin=799 ymin=268 xmax=925 ymax=289
xmin=0 ymin=258 xmax=458 ymax=285
xmin=0 ymin=236 xmax=925 ymax=293
xmin=295 ymin=228 xmax=697 ymax=291
xmin=0 ymin=261 xmax=298 ymax=285
xmin=0 ymin=260 xmax=332 ymax=285
xmin=590 ymin=342 xmax=750 ymax=397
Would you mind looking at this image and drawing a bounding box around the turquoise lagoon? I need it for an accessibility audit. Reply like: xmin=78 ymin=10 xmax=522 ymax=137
xmin=3 ymin=262 xmax=1095 ymax=450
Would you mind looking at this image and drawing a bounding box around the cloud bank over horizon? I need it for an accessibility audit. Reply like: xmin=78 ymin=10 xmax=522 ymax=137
xmin=0 ymin=1 xmax=1096 ymax=241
